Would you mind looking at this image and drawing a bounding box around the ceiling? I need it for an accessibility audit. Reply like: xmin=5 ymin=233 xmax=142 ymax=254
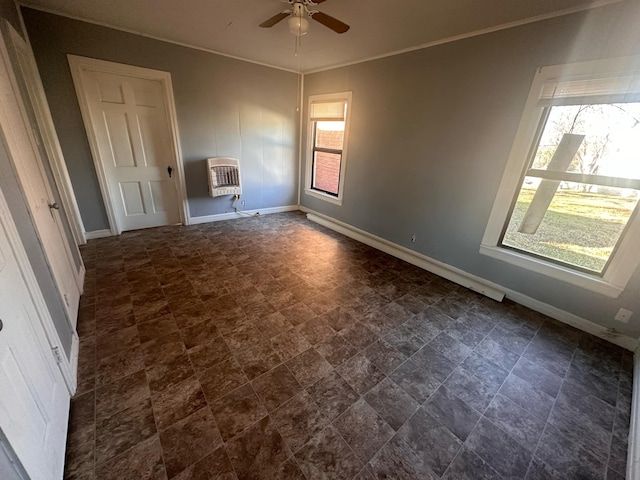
xmin=21 ymin=0 xmax=618 ymax=72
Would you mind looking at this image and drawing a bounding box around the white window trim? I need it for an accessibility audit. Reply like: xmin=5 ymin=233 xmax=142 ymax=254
xmin=304 ymin=91 xmax=352 ymax=206
xmin=480 ymin=56 xmax=640 ymax=298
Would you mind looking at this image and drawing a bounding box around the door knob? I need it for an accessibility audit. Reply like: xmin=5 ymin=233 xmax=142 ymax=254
xmin=47 ymin=202 xmax=59 ymax=210
xmin=0 ymin=318 xmax=3 ymax=332
xmin=167 ymin=166 xmax=173 ymax=178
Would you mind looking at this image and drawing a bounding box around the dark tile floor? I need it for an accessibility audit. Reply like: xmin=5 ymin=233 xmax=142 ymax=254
xmin=66 ymin=211 xmax=632 ymax=480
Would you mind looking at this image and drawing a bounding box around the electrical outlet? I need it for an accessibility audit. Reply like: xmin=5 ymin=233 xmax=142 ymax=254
xmin=411 ymin=235 xmax=416 ymax=243
xmin=615 ymin=308 xmax=633 ymax=323
xmin=241 ymin=200 xmax=245 ymax=207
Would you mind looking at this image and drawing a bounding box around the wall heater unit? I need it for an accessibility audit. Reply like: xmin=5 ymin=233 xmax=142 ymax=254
xmin=207 ymin=157 xmax=242 ymax=198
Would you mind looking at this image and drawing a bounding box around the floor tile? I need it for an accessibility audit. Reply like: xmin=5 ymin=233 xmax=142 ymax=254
xmin=199 ymin=356 xmax=249 ymax=403
xmin=466 ymin=417 xmax=532 ymax=479
xmin=271 ymin=391 xmax=331 ymax=453
xmin=442 ymin=446 xmax=502 ymax=480
xmin=368 ymin=436 xmax=438 ymax=480
xmin=364 ymin=340 xmax=407 ymax=375
xmin=270 ymin=328 xmax=312 ymax=361
xmin=411 ymin=345 xmax=457 ymax=383
xmin=151 ymin=376 xmax=208 ymax=431
xmin=286 ymin=347 xmax=334 ymax=388
xmin=236 ymin=341 xmax=283 ymax=380
xmin=171 ymin=446 xmax=235 ymax=480
xmin=95 ymin=370 xmax=150 ymax=423
xmin=337 ymin=354 xmax=386 ymax=396
xmin=429 ymin=332 xmax=473 ymax=364
xmin=396 ymin=408 xmax=462 ymax=476
xmin=158 ymin=407 xmax=223 ymax=478
xmin=307 ymin=370 xmax=360 ymax=421
xmin=535 ymin=424 xmax=606 ymax=479
xmin=187 ymin=336 xmax=232 ymax=374
xmin=137 ymin=315 xmax=179 ymax=344
xmin=513 ymin=356 xmax=563 ymax=398
xmin=499 ymin=373 xmax=555 ymax=421
xmin=339 ymin=321 xmax=379 ymax=350
xmin=474 ymin=337 xmax=520 ymax=371
xmin=484 ymin=394 xmax=546 ymax=451
xmin=180 ymin=319 xmax=220 ymax=350
xmin=296 ymin=317 xmax=335 ymax=345
xmin=96 ymin=326 xmax=140 ymax=360
xmin=443 ymin=367 xmax=498 ymax=412
xmin=316 ymin=334 xmax=359 ymax=367
xmin=295 ymin=425 xmax=364 ymax=480
xmin=365 ymin=378 xmax=420 ymax=431
xmin=424 ymin=386 xmax=481 ymax=441
xmin=547 ymin=397 xmax=612 ymax=462
xmin=210 ymin=383 xmax=268 ymax=441
xmin=391 ymin=358 xmax=441 ymax=403
xmin=333 ymin=398 xmax=394 ymax=463
xmin=252 ymin=364 xmax=303 ymax=412
xmin=95 ymin=435 xmax=166 ymax=480
xmin=226 ymin=415 xmax=289 ymax=480
xmin=95 ymin=398 xmax=157 ymax=465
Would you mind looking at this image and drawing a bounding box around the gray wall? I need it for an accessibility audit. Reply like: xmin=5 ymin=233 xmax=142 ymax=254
xmin=302 ymin=1 xmax=640 ymax=338
xmin=22 ymin=8 xmax=300 ymax=231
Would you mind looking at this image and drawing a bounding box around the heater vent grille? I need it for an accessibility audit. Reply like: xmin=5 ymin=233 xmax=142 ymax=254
xmin=207 ymin=157 xmax=242 ymax=198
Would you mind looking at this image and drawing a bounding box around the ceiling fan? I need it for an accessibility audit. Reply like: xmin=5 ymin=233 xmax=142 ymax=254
xmin=259 ymin=0 xmax=350 ymax=36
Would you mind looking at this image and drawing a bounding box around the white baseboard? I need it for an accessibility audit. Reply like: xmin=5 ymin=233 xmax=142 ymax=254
xmin=304 ymin=209 xmax=506 ymax=301
xmin=628 ymin=351 xmax=640 ymax=479
xmin=83 ymin=229 xmax=112 ymax=240
xmin=506 ymin=289 xmax=638 ymax=351
xmin=303 ymin=207 xmax=638 ymax=352
xmin=188 ymin=205 xmax=299 ymax=225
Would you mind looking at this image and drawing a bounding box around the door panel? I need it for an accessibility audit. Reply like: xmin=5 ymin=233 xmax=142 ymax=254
xmin=103 ymin=110 xmax=136 ymax=167
xmin=119 ymin=181 xmax=145 ymax=216
xmin=82 ymin=69 xmax=180 ymax=232
xmin=0 ymin=191 xmax=70 ymax=480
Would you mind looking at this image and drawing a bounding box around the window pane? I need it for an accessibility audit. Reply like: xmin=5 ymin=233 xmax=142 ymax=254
xmin=313 ymin=152 xmax=341 ymax=195
xmin=315 ymin=121 xmax=344 ymax=150
xmin=532 ymin=103 xmax=640 ymax=180
xmin=502 ymin=178 xmax=639 ymax=273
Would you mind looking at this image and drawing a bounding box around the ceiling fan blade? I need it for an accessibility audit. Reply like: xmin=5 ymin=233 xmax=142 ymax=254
xmin=312 ymin=0 xmax=328 ymax=3
xmin=259 ymin=11 xmax=290 ymax=28
xmin=311 ymin=11 xmax=350 ymax=34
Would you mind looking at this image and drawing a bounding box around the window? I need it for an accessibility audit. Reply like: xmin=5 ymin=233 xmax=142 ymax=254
xmin=481 ymin=57 xmax=640 ymax=297
xmin=305 ymin=92 xmax=352 ymax=205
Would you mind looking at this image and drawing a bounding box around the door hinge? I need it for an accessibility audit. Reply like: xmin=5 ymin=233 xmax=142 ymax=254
xmin=63 ymin=294 xmax=69 ymax=307
xmin=52 ymin=346 xmax=64 ymax=364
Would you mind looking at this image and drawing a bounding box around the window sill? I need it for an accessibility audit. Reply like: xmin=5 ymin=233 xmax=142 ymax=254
xmin=304 ymin=188 xmax=343 ymax=206
xmin=479 ymin=244 xmax=623 ymax=298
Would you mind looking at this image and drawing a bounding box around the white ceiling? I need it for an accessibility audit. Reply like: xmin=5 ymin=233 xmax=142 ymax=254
xmin=21 ymin=0 xmax=618 ymax=72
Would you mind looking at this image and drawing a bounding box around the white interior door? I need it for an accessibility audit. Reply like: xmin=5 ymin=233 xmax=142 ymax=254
xmin=0 ymin=34 xmax=80 ymax=328
xmin=79 ymin=68 xmax=181 ymax=232
xmin=0 ymin=186 xmax=70 ymax=480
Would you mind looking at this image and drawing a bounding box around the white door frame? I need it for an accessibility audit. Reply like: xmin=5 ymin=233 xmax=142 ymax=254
xmin=4 ymin=21 xmax=87 ymax=245
xmin=68 ymin=55 xmax=189 ymax=235
xmin=0 ymin=30 xmax=78 ymax=394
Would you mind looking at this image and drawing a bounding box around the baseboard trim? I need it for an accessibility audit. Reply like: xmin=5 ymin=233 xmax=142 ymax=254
xmin=83 ymin=229 xmax=112 ymax=240
xmin=304 ymin=209 xmax=506 ymax=302
xmin=505 ymin=290 xmax=638 ymax=351
xmin=303 ymin=207 xmax=638 ymax=351
xmin=628 ymin=351 xmax=640 ymax=479
xmin=188 ymin=205 xmax=299 ymax=225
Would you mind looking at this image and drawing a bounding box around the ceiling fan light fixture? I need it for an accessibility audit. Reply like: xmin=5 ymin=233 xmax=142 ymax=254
xmin=288 ymin=15 xmax=309 ymax=36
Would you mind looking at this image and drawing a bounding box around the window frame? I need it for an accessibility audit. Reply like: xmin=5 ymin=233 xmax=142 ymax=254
xmin=305 ymin=91 xmax=352 ymax=205
xmin=480 ymin=56 xmax=640 ymax=298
